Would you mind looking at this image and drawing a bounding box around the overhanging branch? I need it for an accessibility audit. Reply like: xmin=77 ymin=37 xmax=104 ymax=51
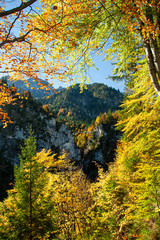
xmin=0 ymin=0 xmax=37 ymax=18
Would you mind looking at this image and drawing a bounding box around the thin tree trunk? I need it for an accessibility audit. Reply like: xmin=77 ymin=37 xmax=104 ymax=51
xmin=150 ymin=37 xmax=160 ymax=79
xmin=144 ymin=41 xmax=160 ymax=96
xmin=138 ymin=5 xmax=160 ymax=96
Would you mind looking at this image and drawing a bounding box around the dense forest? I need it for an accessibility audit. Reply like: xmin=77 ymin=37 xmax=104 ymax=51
xmin=41 ymin=83 xmax=123 ymax=130
xmin=0 ymin=81 xmax=120 ymax=199
xmin=0 ymin=0 xmax=160 ymax=239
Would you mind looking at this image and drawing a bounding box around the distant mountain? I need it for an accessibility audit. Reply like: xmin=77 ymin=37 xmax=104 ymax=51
xmin=40 ymin=83 xmax=124 ymax=127
xmin=2 ymin=76 xmax=55 ymax=98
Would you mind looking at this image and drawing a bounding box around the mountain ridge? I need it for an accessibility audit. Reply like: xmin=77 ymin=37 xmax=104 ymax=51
xmin=41 ymin=83 xmax=124 ymax=128
xmin=1 ymin=76 xmax=55 ymax=98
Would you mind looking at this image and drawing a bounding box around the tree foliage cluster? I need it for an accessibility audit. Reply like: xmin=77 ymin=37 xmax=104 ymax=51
xmin=0 ymin=129 xmax=57 ymax=239
xmin=0 ymin=0 xmax=160 ymax=117
xmin=0 ymin=0 xmax=159 ymax=114
xmin=89 ymin=62 xmax=160 ymax=239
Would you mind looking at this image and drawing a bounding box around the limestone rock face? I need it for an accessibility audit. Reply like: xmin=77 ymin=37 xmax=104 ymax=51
xmin=0 ymin=119 xmax=80 ymax=166
xmin=82 ymin=122 xmax=121 ymax=179
xmin=0 ymin=97 xmax=80 ymax=166
xmin=0 ymin=96 xmax=81 ymax=200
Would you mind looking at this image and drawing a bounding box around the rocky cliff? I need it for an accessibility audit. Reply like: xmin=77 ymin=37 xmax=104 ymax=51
xmin=82 ymin=122 xmax=121 ymax=179
xmin=75 ymin=112 xmax=121 ymax=179
xmin=0 ymin=94 xmax=80 ymax=200
xmin=0 ymin=82 xmax=122 ymax=200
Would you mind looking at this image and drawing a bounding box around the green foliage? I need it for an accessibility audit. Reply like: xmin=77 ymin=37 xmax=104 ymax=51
xmin=18 ymin=126 xmax=36 ymax=163
xmin=41 ymin=83 xmax=123 ymax=131
xmin=0 ymin=129 xmax=57 ymax=240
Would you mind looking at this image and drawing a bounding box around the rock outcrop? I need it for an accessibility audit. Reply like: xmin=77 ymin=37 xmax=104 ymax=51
xmin=0 ymin=95 xmax=80 ymax=200
xmin=80 ymin=120 xmax=121 ymax=180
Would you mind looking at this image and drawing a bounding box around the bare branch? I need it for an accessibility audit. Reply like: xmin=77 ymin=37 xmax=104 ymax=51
xmin=5 ymin=11 xmax=21 ymax=41
xmin=0 ymin=0 xmax=37 ymax=18
xmin=0 ymin=30 xmax=32 ymax=48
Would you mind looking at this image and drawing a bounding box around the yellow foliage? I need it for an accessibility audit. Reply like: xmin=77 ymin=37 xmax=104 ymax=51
xmin=51 ymin=155 xmax=93 ymax=239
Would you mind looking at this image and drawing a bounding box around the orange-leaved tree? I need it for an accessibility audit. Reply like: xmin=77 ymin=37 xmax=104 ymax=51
xmin=1 ymin=0 xmax=160 ymax=125
xmin=0 ymin=0 xmax=38 ymax=124
xmin=0 ymin=0 xmax=99 ymax=125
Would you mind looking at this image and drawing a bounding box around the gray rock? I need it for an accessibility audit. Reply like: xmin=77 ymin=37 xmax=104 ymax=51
xmin=0 ymin=98 xmax=80 ymax=166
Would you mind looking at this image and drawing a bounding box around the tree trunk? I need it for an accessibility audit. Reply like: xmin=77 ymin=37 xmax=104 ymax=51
xmin=150 ymin=37 xmax=160 ymax=79
xmin=139 ymin=3 xmax=160 ymax=96
xmin=144 ymin=40 xmax=160 ymax=96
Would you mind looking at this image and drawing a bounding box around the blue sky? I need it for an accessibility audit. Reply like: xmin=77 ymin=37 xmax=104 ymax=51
xmin=3 ymin=0 xmax=125 ymax=93
xmin=53 ymin=53 xmax=125 ymax=93
xmin=87 ymin=54 xmax=125 ymax=92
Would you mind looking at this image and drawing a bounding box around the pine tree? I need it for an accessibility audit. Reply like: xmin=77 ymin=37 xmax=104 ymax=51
xmin=0 ymin=128 xmax=57 ymax=240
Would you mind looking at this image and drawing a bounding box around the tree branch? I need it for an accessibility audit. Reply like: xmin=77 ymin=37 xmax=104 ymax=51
xmin=5 ymin=11 xmax=21 ymax=41
xmin=0 ymin=0 xmax=37 ymax=18
xmin=0 ymin=30 xmax=32 ymax=48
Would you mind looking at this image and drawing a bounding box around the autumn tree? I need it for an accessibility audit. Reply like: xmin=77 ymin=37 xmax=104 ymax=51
xmin=31 ymin=0 xmax=159 ymax=96
xmin=0 ymin=128 xmax=57 ymax=239
xmin=2 ymin=0 xmax=159 ymax=124
xmin=90 ymin=58 xmax=160 ymax=239
xmin=0 ymin=0 xmax=98 ymax=125
xmin=115 ymin=0 xmax=160 ymax=95
xmin=0 ymin=0 xmax=66 ymax=123
xmin=115 ymin=60 xmax=160 ymax=238
xmin=1 ymin=0 xmax=160 ymax=118
xmin=46 ymin=152 xmax=93 ymax=240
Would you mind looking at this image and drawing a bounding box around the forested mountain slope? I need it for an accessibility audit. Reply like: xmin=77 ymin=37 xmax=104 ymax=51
xmin=0 ymin=81 xmax=122 ymax=200
xmin=41 ymin=83 xmax=124 ymax=127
